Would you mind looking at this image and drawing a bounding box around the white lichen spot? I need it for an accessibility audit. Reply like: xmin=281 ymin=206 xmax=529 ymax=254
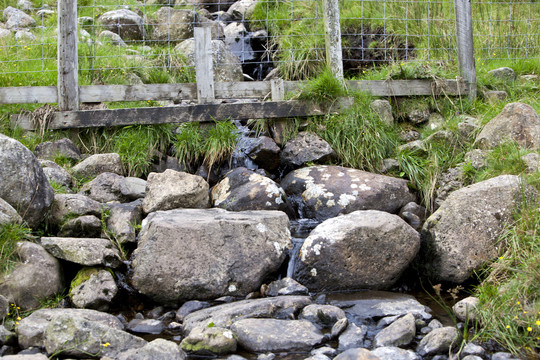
xmin=351 ymin=177 xmax=361 ymax=182
xmin=275 ymin=197 xmax=284 ymax=204
xmin=322 ymin=173 xmax=331 ymax=180
xmin=338 ymin=194 xmax=356 ymax=207
xmin=351 ymin=184 xmax=358 ymax=189
xmin=352 ymin=190 xmax=358 ymax=196
xmin=228 ymin=284 xmax=237 ymax=292
xmin=257 ymin=223 xmax=267 ymax=233
xmin=223 ymin=330 xmax=234 ymax=339
xmin=212 ymin=177 xmax=231 ymax=206
xmin=310 ymin=268 xmax=317 ymax=276
xmin=273 ymin=241 xmax=283 ymax=254
xmin=303 ymin=182 xmax=326 ymax=199
xmin=326 ymin=199 xmax=336 ymax=207
xmin=313 ymin=243 xmax=322 ymax=256
xmin=266 ymin=201 xmax=272 ymax=206
xmin=337 ymin=172 xmax=344 ymax=177
xmin=358 ymin=183 xmax=371 ymax=191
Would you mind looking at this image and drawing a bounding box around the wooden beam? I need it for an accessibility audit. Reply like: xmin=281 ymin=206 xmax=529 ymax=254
xmin=348 ymin=79 xmax=468 ymax=96
xmin=0 ymin=86 xmax=58 ymax=104
xmin=195 ymin=27 xmax=215 ymax=104
xmin=15 ymin=99 xmax=353 ymax=130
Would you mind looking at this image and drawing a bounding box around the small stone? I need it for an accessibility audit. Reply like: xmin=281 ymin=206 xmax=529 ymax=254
xmin=299 ymin=304 xmax=346 ymax=329
xmin=461 ymin=342 xmax=485 ymax=357
xmin=521 ymin=152 xmax=540 ymax=173
xmin=452 ymin=296 xmax=480 ymax=323
xmin=334 ymin=348 xmax=381 ymax=360
xmin=265 ymin=277 xmax=308 ymax=297
xmin=338 ymin=323 xmax=367 ymax=351
xmin=330 ymin=317 xmax=348 ymax=339
xmin=428 ymin=113 xmax=445 ymax=131
xmin=398 ymin=140 xmax=427 ymax=155
xmin=181 ymin=326 xmax=236 ymax=355
xmin=379 ymin=158 xmax=400 ymax=173
xmin=461 ymin=356 xmax=483 ymax=360
xmin=492 ymin=352 xmax=520 ymax=360
xmin=399 ymin=130 xmax=420 ymax=142
xmin=488 ymin=67 xmax=517 ymax=82
xmin=427 ymin=319 xmax=444 ymax=329
xmin=176 ymin=301 xmax=212 ymax=322
xmin=371 ymin=346 xmax=420 ymax=360
xmin=127 ymin=319 xmax=165 ymax=335
xmin=484 ymin=90 xmax=508 ymax=103
xmin=371 ymin=100 xmax=394 ymax=126
xmin=416 ymin=326 xmax=461 ymax=356
xmin=409 ymin=108 xmax=430 ymax=124
xmin=373 ymin=313 xmax=416 ymax=348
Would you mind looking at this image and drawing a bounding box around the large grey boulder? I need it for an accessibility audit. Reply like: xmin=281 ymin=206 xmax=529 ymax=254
xmin=131 ymin=209 xmax=291 ymax=304
xmin=49 ymin=193 xmax=102 ymax=226
xmin=142 ymin=170 xmax=209 ymax=213
xmin=280 ymin=132 xmax=336 ymax=168
xmin=115 ymin=338 xmax=186 ymax=360
xmin=183 ymin=296 xmax=312 ymax=334
xmin=0 ymin=198 xmax=22 ymax=225
xmin=69 ymin=267 xmax=118 ymax=311
xmin=227 ymin=0 xmax=257 ymax=20
xmin=175 ymin=39 xmax=243 ymax=82
xmin=421 ymin=175 xmax=536 ymax=283
xmin=34 ymin=138 xmax=80 ymax=161
xmin=72 ymin=153 xmax=123 ymax=178
xmin=4 ymin=7 xmax=35 ymax=29
xmin=475 ymin=102 xmax=540 ymax=150
xmin=0 ymin=242 xmax=63 ymax=310
xmin=152 ymin=8 xmax=199 ymax=42
xmin=43 ymin=313 xmax=146 ymax=358
xmin=80 ymin=172 xmax=145 ymax=203
xmin=373 ymin=313 xmax=416 ymax=348
xmin=231 ymin=319 xmax=324 ymax=352
xmin=98 ymin=9 xmax=144 ymax=41
xmin=15 ymin=308 xmax=123 ymax=349
xmin=0 ymin=134 xmax=54 ymax=228
xmin=281 ymin=166 xmax=415 ymax=221
xmin=211 ymin=167 xmax=291 ymax=213
xmin=416 ymin=326 xmax=461 ymax=356
xmin=40 ymin=237 xmax=123 ymax=268
xmin=329 ymin=291 xmax=432 ymax=321
xmin=296 ymin=210 xmax=420 ymax=291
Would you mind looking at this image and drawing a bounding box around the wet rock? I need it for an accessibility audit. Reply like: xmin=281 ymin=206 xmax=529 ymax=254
xmin=34 ymin=138 xmax=81 ymax=161
xmin=176 ymin=301 xmax=212 ymax=322
xmin=280 ymin=132 xmax=336 ymax=168
xmin=264 ymin=277 xmax=308 ymax=297
xmin=0 ymin=198 xmax=22 ymax=225
xmin=43 ymin=313 xmax=146 ymax=358
xmin=40 ymin=237 xmax=123 ymax=268
xmin=247 ymin=136 xmax=281 ymax=171
xmin=152 ymin=8 xmax=199 ymax=43
xmin=398 ymin=202 xmax=427 ymax=231
xmin=80 ymin=173 xmax=146 ymax=203
xmin=0 ymin=134 xmax=54 ymax=228
xmin=40 ymin=160 xmax=73 ymax=190
xmin=114 ymin=338 xmax=186 ymax=360
xmin=183 ymin=296 xmax=312 ymax=334
xmin=299 ymin=304 xmax=346 ymax=329
xmin=338 ymin=323 xmax=367 ymax=351
xmin=181 ymin=326 xmax=236 ymax=355
xmin=421 ymin=175 xmax=536 ymax=283
xmin=142 ymin=169 xmax=209 ymax=213
xmin=69 ymin=268 xmax=118 ymax=311
xmin=105 ymin=200 xmax=143 ymax=244
xmin=371 ymin=347 xmax=420 ymax=360
xmin=373 ymin=313 xmax=416 ymax=348
xmin=127 ymin=319 xmax=165 ymax=335
xmin=522 ymin=152 xmax=540 ymax=173
xmin=58 ymin=215 xmax=101 ymax=237
xmin=330 ymin=317 xmax=348 ymax=339
xmin=4 ymin=7 xmax=35 ymax=29
xmin=231 ymin=319 xmax=323 ymax=352
xmin=475 ymin=102 xmax=540 ymax=150
xmin=211 ymin=167 xmax=290 ymax=213
xmin=175 ymin=39 xmax=243 ymax=82
xmin=16 ymin=308 xmax=123 ymax=349
xmin=488 ymin=67 xmax=517 ymax=82
xmin=224 ymin=22 xmax=254 ymax=61
xmin=329 ymin=291 xmax=432 ymax=321
xmin=227 ymin=0 xmax=258 ymax=20
xmin=98 ymin=9 xmax=144 ymax=41
xmin=461 ymin=342 xmax=485 ymax=357
xmin=0 ymin=242 xmax=63 ymax=310
xmin=452 ymin=296 xmax=480 ymax=323
xmin=334 ymin=348 xmax=381 ymax=360
xmin=49 ymin=193 xmax=102 ymax=226
xmin=282 ymin=166 xmax=415 ymax=221
xmin=131 ymin=209 xmax=291 ymax=304
xmin=370 ymin=100 xmax=394 ymax=126
xmin=72 ymin=153 xmax=123 ymax=178
xmin=416 ymin=326 xmax=461 ymax=356
xmin=296 ymin=210 xmax=420 ymax=291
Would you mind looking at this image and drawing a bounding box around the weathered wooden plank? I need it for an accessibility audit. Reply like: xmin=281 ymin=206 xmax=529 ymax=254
xmin=195 ymin=27 xmax=215 ymax=104
xmin=323 ymin=0 xmax=344 ymax=82
xmin=57 ymin=0 xmax=79 ymax=110
xmin=32 ymin=99 xmax=353 ymax=130
xmin=271 ymin=79 xmax=285 ymax=101
xmin=79 ymin=84 xmax=198 ymax=102
xmin=454 ymin=0 xmax=477 ymax=99
xmin=348 ymin=79 xmax=468 ymax=96
xmin=0 ymin=86 xmax=58 ymax=104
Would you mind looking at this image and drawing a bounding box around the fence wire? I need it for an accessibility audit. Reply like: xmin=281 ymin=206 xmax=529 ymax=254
xmin=0 ymin=0 xmax=538 ymax=87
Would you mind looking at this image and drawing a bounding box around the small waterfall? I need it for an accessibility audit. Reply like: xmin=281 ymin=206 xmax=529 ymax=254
xmin=286 ymin=219 xmax=321 ymax=279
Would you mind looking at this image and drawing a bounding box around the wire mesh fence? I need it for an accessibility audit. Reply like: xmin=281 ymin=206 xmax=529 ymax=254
xmin=0 ymin=0 xmax=538 ymax=89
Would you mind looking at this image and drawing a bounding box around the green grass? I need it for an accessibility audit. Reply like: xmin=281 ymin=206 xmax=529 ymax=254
xmin=0 ymin=222 xmax=32 ymax=276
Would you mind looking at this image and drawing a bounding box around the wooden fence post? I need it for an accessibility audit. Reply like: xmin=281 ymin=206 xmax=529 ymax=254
xmin=454 ymin=0 xmax=477 ymax=99
xmin=58 ymin=0 xmax=79 ymax=111
xmin=194 ymin=27 xmax=215 ymax=104
xmin=323 ymin=0 xmax=344 ymax=83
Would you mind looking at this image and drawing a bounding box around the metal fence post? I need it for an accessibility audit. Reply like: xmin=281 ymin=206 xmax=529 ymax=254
xmin=323 ymin=0 xmax=344 ymax=83
xmin=454 ymin=0 xmax=477 ymax=99
xmin=58 ymin=0 xmax=79 ymax=111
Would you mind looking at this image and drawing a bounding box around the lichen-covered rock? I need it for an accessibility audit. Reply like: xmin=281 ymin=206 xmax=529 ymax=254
xmin=0 ymin=134 xmax=54 ymax=228
xmin=58 ymin=215 xmax=101 ymax=238
xmin=40 ymin=237 xmax=123 ymax=268
xmin=296 ymin=210 xmax=420 ymax=291
xmin=105 ymin=200 xmax=143 ymax=244
xmin=69 ymin=268 xmax=118 ymax=311
xmin=0 ymin=242 xmax=63 ymax=310
xmin=72 ymin=153 xmax=123 ymax=178
xmin=49 ymin=193 xmax=103 ymax=226
xmin=114 ymin=338 xmax=186 ymax=360
xmin=282 ymin=166 xmax=415 ymax=221
xmin=421 ymin=175 xmax=536 ymax=283
xmin=4 ymin=7 xmax=35 ymax=29
xmin=142 ymin=169 xmax=209 ymax=213
xmin=231 ymin=319 xmax=324 ymax=353
xmin=40 ymin=160 xmax=73 ymax=190
xmin=80 ymin=172 xmax=145 ymax=203
xmin=475 ymin=103 xmax=540 ymax=150
xmin=416 ymin=326 xmax=461 ymax=356
xmin=280 ymin=132 xmax=336 ymax=168
xmin=0 ymin=198 xmax=22 ymax=225
xmin=370 ymin=100 xmax=394 ymax=126
xmin=181 ymin=326 xmax=237 ymax=355
xmin=152 ymin=8 xmax=199 ymax=43
xmin=131 ymin=209 xmax=291 ymax=304
xmin=34 ymin=138 xmax=80 ymax=161
xmin=211 ymin=167 xmax=291 ymax=213
xmin=98 ymin=9 xmax=144 ymax=41
xmin=488 ymin=67 xmax=517 ymax=82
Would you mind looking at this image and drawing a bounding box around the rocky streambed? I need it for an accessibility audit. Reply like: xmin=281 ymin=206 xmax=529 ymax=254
xmin=0 ymin=101 xmax=539 ymax=359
